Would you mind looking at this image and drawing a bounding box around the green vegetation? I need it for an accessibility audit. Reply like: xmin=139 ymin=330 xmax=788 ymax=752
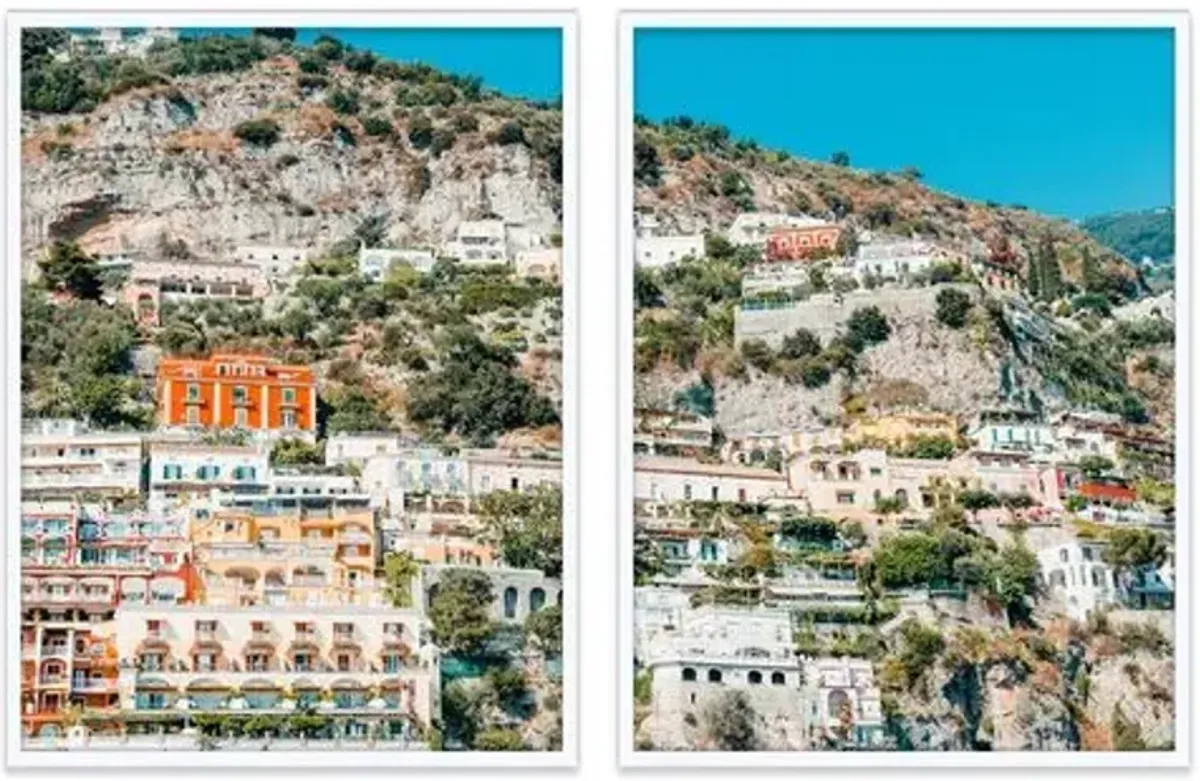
xmin=233 ymin=118 xmax=281 ymax=147
xmin=935 ymin=287 xmax=972 ymax=328
xmin=269 ymin=438 xmax=323 ymax=466
xmin=1082 ymin=207 xmax=1174 ymax=264
xmin=1102 ymin=528 xmax=1169 ymax=576
xmin=477 ymin=486 xmax=563 ymax=578
xmin=381 ymin=551 xmax=421 ymax=608
xmin=428 ymin=569 xmax=497 ymax=655
xmin=702 ymin=690 xmax=759 ymax=751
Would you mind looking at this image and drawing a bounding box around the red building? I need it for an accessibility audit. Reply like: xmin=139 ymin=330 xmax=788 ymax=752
xmin=764 ymin=223 xmax=842 ymax=261
xmin=156 ymin=354 xmax=317 ymax=434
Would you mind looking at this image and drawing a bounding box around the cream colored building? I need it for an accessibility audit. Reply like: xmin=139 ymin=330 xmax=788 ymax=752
xmin=634 ymin=455 xmax=790 ymax=504
xmin=21 ymin=419 xmax=145 ymax=502
xmin=113 ymin=604 xmax=437 ymax=734
xmin=191 ymin=509 xmax=380 ymax=608
xmin=843 ymin=411 xmax=959 ymax=449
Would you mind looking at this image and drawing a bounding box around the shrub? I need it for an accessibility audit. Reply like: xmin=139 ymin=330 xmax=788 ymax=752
xmin=233 ymin=118 xmax=281 ymax=147
xmin=845 ymin=306 xmax=891 ymax=350
xmin=935 ymin=288 xmax=972 ymax=328
xmin=325 ymin=88 xmax=360 ymax=116
xmin=453 ymin=112 xmax=480 ymax=133
xmin=491 ymin=120 xmax=526 ymax=146
xmin=430 ymin=127 xmax=457 ymax=157
xmin=298 ymin=57 xmax=326 ymax=74
xmin=360 ymin=115 xmax=393 ymax=137
xmin=408 ymin=114 xmax=434 ymax=149
xmin=740 ymin=339 xmax=774 ymax=372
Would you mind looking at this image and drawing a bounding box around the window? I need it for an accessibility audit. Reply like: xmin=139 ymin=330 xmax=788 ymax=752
xmin=737 ymin=488 xmax=747 ymax=503
xmin=683 ymin=484 xmax=693 ymax=501
xmin=1059 ymin=549 xmax=1069 ymax=563
xmin=186 ymin=384 xmax=200 ymax=402
xmin=293 ymin=653 xmax=312 ymax=672
xmin=836 ymin=491 xmax=855 ymax=505
xmin=748 ymin=671 xmax=763 ymax=685
xmin=283 ymin=387 xmax=296 ymax=404
xmin=503 ymin=587 xmax=518 ymax=619
xmin=282 ymin=411 xmax=296 ymax=430
xmin=510 ymin=477 xmax=520 ymax=491
xmin=707 ymin=669 xmax=723 ymax=683
xmin=336 ymin=654 xmax=351 ymax=672
xmin=1082 ymin=547 xmax=1095 ymax=562
xmin=681 ymin=668 xmax=697 ymax=682
xmin=194 ymin=653 xmax=216 ymax=672
xmin=771 ymin=672 xmax=786 ymax=686
xmin=232 ymin=386 xmax=248 ymax=405
xmin=711 ymin=486 xmax=720 ymax=501
xmin=383 ymin=655 xmax=402 ymax=673
xmin=140 ymin=653 xmax=163 ymax=671
xmin=869 ymin=467 xmax=882 ymax=477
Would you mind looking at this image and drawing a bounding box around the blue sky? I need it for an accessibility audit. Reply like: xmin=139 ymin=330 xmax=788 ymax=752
xmin=186 ymin=27 xmax=562 ymax=101
xmin=635 ymin=28 xmax=1175 ymax=218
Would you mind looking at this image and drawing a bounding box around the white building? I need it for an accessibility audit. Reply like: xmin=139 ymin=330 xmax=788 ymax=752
xmin=1037 ymin=541 xmax=1119 ymax=621
xmin=147 ymin=441 xmax=270 ymax=516
xmin=852 ymin=238 xmax=949 ymax=282
xmin=233 ymin=245 xmax=311 ymax=281
xmin=800 ymin=657 xmax=886 ymax=749
xmin=514 ymin=248 xmax=561 ymax=283
xmin=357 ymin=247 xmax=438 ymax=281
xmin=20 ymin=420 xmax=144 ymax=501
xmin=966 ymin=409 xmax=1058 ymax=458
xmin=633 ymin=409 xmax=714 ymax=454
xmin=634 ymin=235 xmax=705 ymax=268
xmin=634 ymin=455 xmax=790 ymax=504
xmin=225 ymin=468 xmax=373 ymax=515
xmin=444 ymin=220 xmax=508 ymax=264
xmin=634 ymin=212 xmax=663 ymax=239
xmin=741 ymin=262 xmax=816 ymax=297
xmin=325 ymin=432 xmax=413 ymax=469
xmin=726 ymin=213 xmax=825 ymax=248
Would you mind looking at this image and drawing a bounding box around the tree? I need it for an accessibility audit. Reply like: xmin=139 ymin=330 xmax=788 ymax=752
xmin=873 ymin=533 xmax=944 ymax=587
xmin=325 ymin=88 xmax=361 ymax=115
xmin=38 ymin=241 xmax=103 ymax=300
xmin=428 ymin=569 xmax=497 ymax=655
xmin=986 ymin=541 xmax=1039 ymax=623
xmin=935 ymin=288 xmax=972 ymax=329
xmin=830 ymin=150 xmax=851 ymax=167
xmin=524 ymin=603 xmax=562 ymax=654
xmin=252 ymin=27 xmax=296 ymax=41
xmin=740 ymin=339 xmax=774 ymax=372
xmin=233 ymin=118 xmax=280 ymax=147
xmin=875 ymin=496 xmax=906 ymax=516
xmin=633 ymin=534 xmax=665 ymax=586
xmin=779 ymin=516 xmax=838 ymax=544
xmin=634 ymin=136 xmax=661 ymax=186
xmin=408 ymin=113 xmax=435 ymax=149
xmin=406 ymin=327 xmax=558 ymax=444
xmin=845 ymin=306 xmax=891 ymax=350
xmin=702 ymin=690 xmax=759 ymax=751
xmin=361 ymin=115 xmax=393 ymax=137
xmin=895 ymin=619 xmax=945 ymax=688
xmin=1102 ymin=528 xmax=1169 ymax=578
xmin=958 ymin=489 xmax=999 ymax=522
xmin=381 ymin=551 xmax=421 ymax=608
xmin=779 ymin=328 xmax=821 ymax=360
xmin=1078 ymin=455 xmax=1115 ymax=480
xmin=270 ymin=438 xmax=323 ymax=466
xmin=477 ymin=485 xmax=563 ymax=578
xmin=325 ymin=388 xmax=389 ymax=434
xmin=633 ymin=266 xmax=664 ymax=309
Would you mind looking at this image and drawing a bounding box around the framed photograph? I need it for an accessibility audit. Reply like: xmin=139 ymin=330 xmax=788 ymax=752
xmin=8 ymin=10 xmax=577 ymax=768
xmin=619 ymin=10 xmax=1188 ymax=767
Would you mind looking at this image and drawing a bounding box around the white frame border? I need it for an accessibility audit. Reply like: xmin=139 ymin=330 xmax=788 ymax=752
xmin=617 ymin=9 xmax=1191 ymax=768
xmin=5 ymin=9 xmax=579 ymax=769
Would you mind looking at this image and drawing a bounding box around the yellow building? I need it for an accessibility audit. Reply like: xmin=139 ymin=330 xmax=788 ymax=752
xmin=844 ymin=411 xmax=959 ymax=450
xmin=191 ymin=509 xmax=380 ymax=607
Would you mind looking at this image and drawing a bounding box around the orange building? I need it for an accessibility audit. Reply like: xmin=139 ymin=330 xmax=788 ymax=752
xmin=157 ymin=354 xmax=317 ymax=434
xmin=764 ymin=223 xmax=842 ymax=261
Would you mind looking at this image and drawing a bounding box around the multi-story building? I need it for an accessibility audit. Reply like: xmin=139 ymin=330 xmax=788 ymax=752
xmin=123 ymin=260 xmax=269 ymax=326
xmin=357 ymin=247 xmax=438 ymax=281
xmin=633 ymin=408 xmax=715 ymax=455
xmin=635 ymin=455 xmax=790 ymax=504
xmin=1037 ymin=541 xmax=1119 ymax=621
xmin=20 ymin=419 xmax=144 ymax=502
xmin=726 ymin=213 xmax=811 ymax=248
xmin=800 ymin=657 xmax=886 ymax=749
xmin=111 ymin=604 xmax=437 ymax=743
xmin=20 ymin=503 xmax=197 ymax=738
xmin=464 ymin=449 xmax=563 ymax=495
xmin=325 ymin=432 xmax=415 ymax=469
xmin=147 ymin=440 xmax=270 ymax=516
xmin=966 ymin=408 xmax=1057 ymax=458
xmin=740 ymin=261 xmax=817 ymax=298
xmin=444 ymin=219 xmax=508 ymax=264
xmin=232 ymin=245 xmax=311 ymax=282
xmin=156 ymin=354 xmax=317 ymax=436
xmin=191 ymin=508 xmax=379 ymax=608
xmin=223 ymin=468 xmax=372 ymax=516
xmin=764 ymin=220 xmax=842 ymax=262
xmin=634 ymin=235 xmax=705 ymax=268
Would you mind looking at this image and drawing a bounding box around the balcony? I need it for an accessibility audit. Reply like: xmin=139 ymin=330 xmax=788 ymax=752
xmin=72 ymin=679 xmax=118 ymax=693
xmin=38 ymin=675 xmax=69 ymax=687
xmin=40 ymin=644 xmax=71 ymax=657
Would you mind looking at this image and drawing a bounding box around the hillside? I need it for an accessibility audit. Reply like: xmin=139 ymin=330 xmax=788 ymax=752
xmin=20 ymin=30 xmax=564 ymax=447
xmin=1081 ymin=208 xmax=1174 ymax=265
xmin=634 ymin=116 xmax=1141 ymax=297
xmin=632 ymin=117 xmax=1173 ymax=437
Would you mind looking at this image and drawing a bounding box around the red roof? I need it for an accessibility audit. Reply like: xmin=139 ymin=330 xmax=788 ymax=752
xmin=1078 ymin=482 xmax=1136 ymax=504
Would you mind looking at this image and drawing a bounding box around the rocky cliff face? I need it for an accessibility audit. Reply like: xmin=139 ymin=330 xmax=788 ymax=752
xmin=21 ymin=60 xmax=562 ymax=265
